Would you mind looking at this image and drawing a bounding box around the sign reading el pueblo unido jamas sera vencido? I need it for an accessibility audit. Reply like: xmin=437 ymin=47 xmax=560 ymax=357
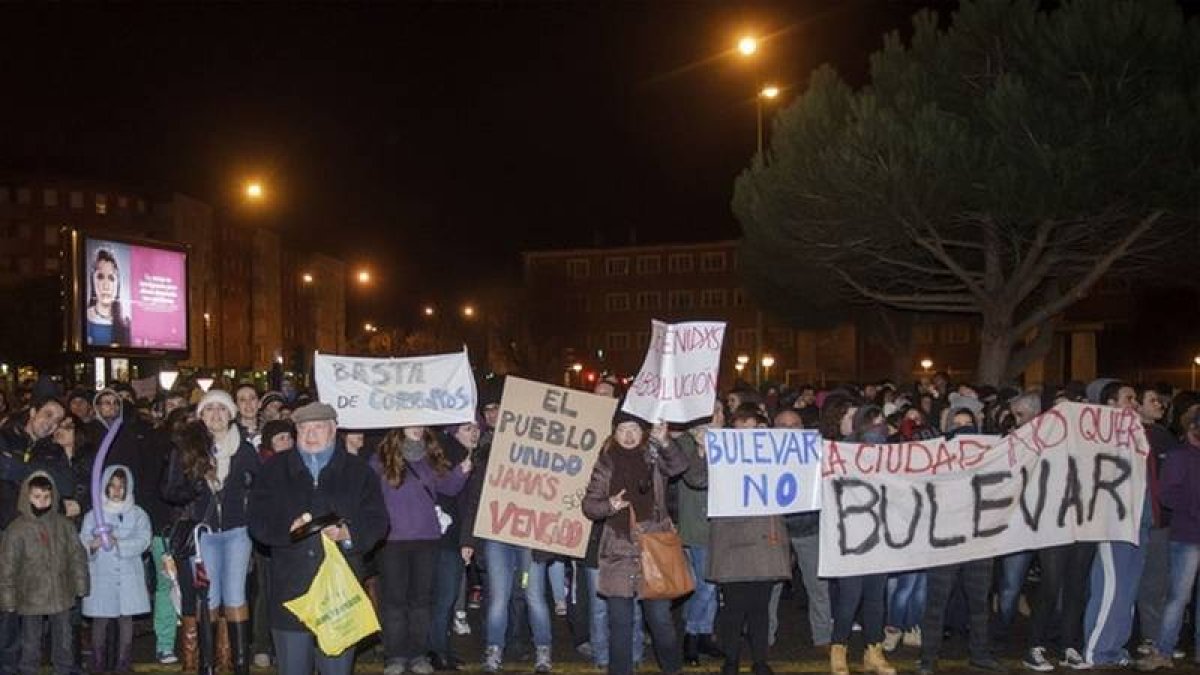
xmin=472 ymin=376 xmax=618 ymax=558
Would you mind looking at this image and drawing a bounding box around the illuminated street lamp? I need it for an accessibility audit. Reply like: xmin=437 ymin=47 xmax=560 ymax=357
xmin=761 ymin=354 xmax=776 ymax=382
xmin=302 ymin=272 xmax=314 ymax=285
xmin=737 ymin=36 xmax=758 ymax=56
xmin=357 ymin=269 xmax=372 ymax=285
xmin=462 ymin=305 xmax=476 ymax=318
xmin=572 ymin=363 xmax=584 ymax=373
xmin=423 ymin=306 xmax=435 ymax=317
xmin=363 ymin=322 xmax=377 ymax=333
xmin=736 ymin=354 xmax=750 ymax=366
xmin=920 ymin=358 xmax=934 ymax=373
xmin=158 ymin=369 xmax=179 ymax=392
xmin=245 ymin=182 xmax=263 ymax=200
xmin=1192 ymin=354 xmax=1200 ymax=389
xmin=734 ymin=363 xmax=745 ymax=373
xmin=760 ymin=84 xmax=780 ymax=99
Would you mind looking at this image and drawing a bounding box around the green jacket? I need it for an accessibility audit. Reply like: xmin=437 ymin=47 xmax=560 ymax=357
xmin=676 ymin=433 xmax=710 ymax=548
xmin=0 ymin=471 xmax=90 ymax=615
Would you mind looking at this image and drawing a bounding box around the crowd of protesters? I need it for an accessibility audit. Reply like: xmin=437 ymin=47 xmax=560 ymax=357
xmin=0 ymin=369 xmax=1198 ymax=675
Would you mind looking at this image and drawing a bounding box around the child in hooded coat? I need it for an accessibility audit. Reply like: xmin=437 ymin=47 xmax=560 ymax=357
xmin=80 ymin=464 xmax=152 ymax=673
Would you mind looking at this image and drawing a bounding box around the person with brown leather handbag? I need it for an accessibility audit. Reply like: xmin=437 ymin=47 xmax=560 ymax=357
xmin=583 ymin=410 xmax=691 ymax=675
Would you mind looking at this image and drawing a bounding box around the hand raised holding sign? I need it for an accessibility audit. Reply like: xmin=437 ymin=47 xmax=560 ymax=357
xmin=650 ymin=421 xmax=669 ymax=446
xmin=609 ymin=489 xmax=629 ymax=513
xmin=459 ymin=457 xmax=473 ymax=474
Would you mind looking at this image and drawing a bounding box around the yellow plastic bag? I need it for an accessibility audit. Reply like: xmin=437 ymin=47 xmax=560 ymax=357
xmin=283 ymin=535 xmax=381 ymax=656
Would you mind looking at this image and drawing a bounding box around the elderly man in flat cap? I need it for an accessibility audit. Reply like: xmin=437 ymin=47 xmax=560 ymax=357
xmin=249 ymin=402 xmax=387 ymax=675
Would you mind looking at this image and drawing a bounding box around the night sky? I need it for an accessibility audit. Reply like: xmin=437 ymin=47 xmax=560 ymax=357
xmin=1 ymin=1 xmax=946 ymax=315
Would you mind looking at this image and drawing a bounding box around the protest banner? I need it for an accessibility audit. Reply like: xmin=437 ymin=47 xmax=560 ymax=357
xmin=313 ymin=349 xmax=476 ymax=429
xmin=472 ymin=376 xmax=617 ymax=557
xmin=705 ymin=428 xmax=823 ymax=517
xmin=818 ymin=402 xmax=1147 ymax=577
xmin=622 ymin=320 xmax=725 ymax=423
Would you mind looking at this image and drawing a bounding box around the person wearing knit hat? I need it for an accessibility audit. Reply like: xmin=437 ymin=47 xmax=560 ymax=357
xmin=198 ymin=389 xmax=238 ymax=420
xmin=583 ymin=405 xmax=689 ymax=675
xmin=259 ymin=392 xmax=286 ymax=424
xmin=161 ymin=389 xmax=260 ymax=674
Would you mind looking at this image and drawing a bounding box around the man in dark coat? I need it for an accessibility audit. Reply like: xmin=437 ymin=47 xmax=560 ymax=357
xmin=249 ymin=402 xmax=387 ymax=675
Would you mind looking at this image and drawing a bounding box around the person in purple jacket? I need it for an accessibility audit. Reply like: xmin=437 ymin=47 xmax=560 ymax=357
xmin=1137 ymin=404 xmax=1200 ymax=672
xmin=371 ymin=426 xmax=472 ymax=675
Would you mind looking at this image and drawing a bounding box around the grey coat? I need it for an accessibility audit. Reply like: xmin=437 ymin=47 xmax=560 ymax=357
xmin=582 ymin=438 xmax=689 ymax=598
xmin=686 ymin=448 xmax=791 ymax=583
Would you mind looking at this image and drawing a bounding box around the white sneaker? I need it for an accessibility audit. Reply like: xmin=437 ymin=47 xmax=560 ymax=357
xmin=253 ymin=653 xmax=272 ymax=668
xmin=453 ymin=610 xmax=471 ymax=636
xmin=534 ymin=645 xmax=553 ymax=673
xmin=903 ymin=626 xmax=923 ymax=648
xmin=554 ymin=600 xmax=567 ymax=616
xmin=1023 ymin=647 xmax=1054 ymax=672
xmin=483 ymin=645 xmax=503 ymax=674
xmin=882 ymin=627 xmax=903 ymax=652
xmin=1061 ymin=648 xmax=1092 ymax=670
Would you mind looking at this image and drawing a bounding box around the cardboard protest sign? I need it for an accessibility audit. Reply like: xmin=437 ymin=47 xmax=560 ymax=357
xmin=314 ymin=349 xmax=476 ymax=429
xmin=818 ymin=402 xmax=1147 ymax=577
xmin=623 ymin=320 xmax=725 ymax=423
xmin=472 ymin=376 xmax=618 ymax=557
xmin=705 ymin=428 xmax=824 ymax=517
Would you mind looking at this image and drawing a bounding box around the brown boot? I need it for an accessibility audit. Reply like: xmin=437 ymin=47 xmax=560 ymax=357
xmin=864 ymin=643 xmax=897 ymax=675
xmin=830 ymin=643 xmax=850 ymax=675
xmin=215 ymin=616 xmax=232 ymax=671
xmin=180 ymin=616 xmax=199 ymax=671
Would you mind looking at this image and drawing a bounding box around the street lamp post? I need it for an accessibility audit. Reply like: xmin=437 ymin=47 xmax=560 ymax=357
xmin=761 ymin=354 xmax=776 ymax=384
xmin=1192 ymin=355 xmax=1200 ymax=390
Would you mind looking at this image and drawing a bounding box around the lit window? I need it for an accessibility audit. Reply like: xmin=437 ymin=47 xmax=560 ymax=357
xmin=16 ymin=188 xmax=31 ymax=205
xmin=604 ymin=293 xmax=631 ymax=312
xmin=604 ymin=257 xmax=630 ymax=276
xmin=95 ymin=194 xmax=108 ymax=215
xmin=566 ymin=258 xmax=590 ymax=279
xmin=634 ymin=291 xmax=662 ymax=311
xmin=635 ymin=255 xmax=661 ymax=275
xmin=667 ymin=253 xmax=694 ymax=274
xmin=699 ymin=289 xmax=727 ymax=308
xmin=42 ymin=189 xmax=58 ymax=208
xmin=69 ymin=191 xmax=83 ymax=209
xmin=699 ymin=252 xmax=727 ymax=273
xmin=667 ymin=289 xmax=695 ymax=310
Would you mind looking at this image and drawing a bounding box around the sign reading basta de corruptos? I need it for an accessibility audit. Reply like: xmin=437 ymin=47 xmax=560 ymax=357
xmin=314 ymin=349 xmax=477 ymax=429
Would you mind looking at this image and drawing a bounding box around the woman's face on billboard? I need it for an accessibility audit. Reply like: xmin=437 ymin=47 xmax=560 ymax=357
xmin=93 ymin=259 xmax=118 ymax=309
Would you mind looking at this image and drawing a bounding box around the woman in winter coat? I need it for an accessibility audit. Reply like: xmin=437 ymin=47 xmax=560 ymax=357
xmin=80 ymin=465 xmax=152 ymax=673
xmin=582 ymin=411 xmax=689 ymax=675
xmin=162 ymin=390 xmax=259 ymax=675
xmin=685 ymin=408 xmax=791 ymax=675
xmin=371 ymin=425 xmax=471 ymax=675
xmin=826 ymin=402 xmax=896 ymax=675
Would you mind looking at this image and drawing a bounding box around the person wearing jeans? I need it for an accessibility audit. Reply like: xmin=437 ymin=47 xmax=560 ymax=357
xmin=582 ymin=413 xmax=689 ymax=675
xmin=585 ymin=565 xmax=644 ymax=668
xmin=884 ymin=571 xmax=926 ymax=650
xmin=992 ymin=551 xmax=1032 ymax=638
xmin=676 ymin=427 xmax=720 ymax=665
xmin=916 ymin=560 xmax=1002 ymax=674
xmin=428 ymin=423 xmax=478 ymax=671
xmin=1136 ymin=409 xmax=1200 ymax=671
xmin=479 ymin=541 xmax=552 ymax=673
xmin=162 ymin=391 xmax=259 ymax=675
